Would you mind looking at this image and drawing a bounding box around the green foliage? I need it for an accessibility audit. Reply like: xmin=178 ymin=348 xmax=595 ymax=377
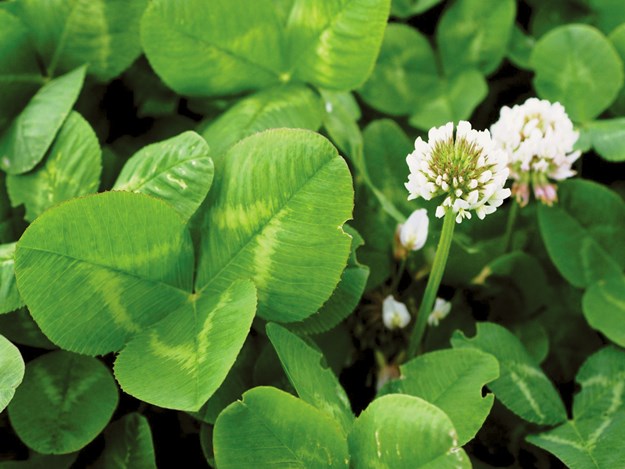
xmin=197 ymin=129 xmax=353 ymax=323
xmin=582 ymin=275 xmax=625 ymax=346
xmin=6 ymin=112 xmax=101 ymax=222
xmin=452 ymin=322 xmax=567 ymax=425
xmin=531 ymin=24 xmax=624 ymax=122
xmin=348 ymin=394 xmax=471 ymax=468
xmin=10 ymin=0 xmax=148 ymax=80
xmin=0 ymin=243 xmax=23 ymax=314
xmin=214 ymin=386 xmax=350 ymax=468
xmin=0 ymin=66 xmax=86 ymax=175
xmin=95 ymin=413 xmax=156 ymax=468
xmin=538 ymin=180 xmax=625 ymax=288
xmin=527 ymin=346 xmax=625 ymax=468
xmin=266 ymin=323 xmax=354 ymax=433
xmin=8 ymin=351 xmax=118 ymax=454
xmin=380 ymin=348 xmax=499 ymax=445
xmin=112 ymin=131 xmax=213 ymax=222
xmin=0 ymin=334 xmax=24 ymax=413
xmin=142 ymin=0 xmax=390 ymax=96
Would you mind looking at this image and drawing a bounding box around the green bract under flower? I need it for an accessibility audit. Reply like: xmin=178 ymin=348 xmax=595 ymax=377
xmin=405 ymin=121 xmax=511 ymax=223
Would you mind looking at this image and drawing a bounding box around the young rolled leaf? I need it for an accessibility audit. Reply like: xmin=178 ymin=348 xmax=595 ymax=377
xmin=538 ymin=180 xmax=625 ymax=288
xmin=531 ymin=24 xmax=624 ymax=122
xmin=14 ymin=192 xmax=194 ymax=355
xmin=112 ymin=131 xmax=213 ymax=222
xmin=583 ymin=275 xmax=625 ymax=347
xmin=6 ymin=111 xmax=102 ymax=222
xmin=348 ymin=394 xmax=471 ymax=468
xmin=11 ymin=0 xmax=148 ymax=80
xmin=8 ymin=351 xmax=118 ymax=454
xmin=214 ymin=386 xmax=350 ymax=468
xmin=266 ymin=323 xmax=354 ymax=434
xmin=380 ymin=348 xmax=499 ymax=445
xmin=0 ymin=66 xmax=86 ymax=175
xmin=114 ymin=280 xmax=257 ymax=412
xmin=0 ymin=242 xmax=23 ymax=314
xmin=199 ymin=84 xmax=324 ymax=159
xmin=0 ymin=10 xmax=42 ymax=130
xmin=197 ymin=128 xmax=353 ymax=323
xmin=0 ymin=334 xmax=24 ymax=413
xmin=452 ymin=322 xmax=567 ymax=425
xmin=95 ymin=413 xmax=157 ymax=469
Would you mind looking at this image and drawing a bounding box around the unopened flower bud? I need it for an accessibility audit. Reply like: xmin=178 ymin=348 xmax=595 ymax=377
xmin=427 ymin=297 xmax=452 ymax=327
xmin=382 ymin=295 xmax=411 ymax=330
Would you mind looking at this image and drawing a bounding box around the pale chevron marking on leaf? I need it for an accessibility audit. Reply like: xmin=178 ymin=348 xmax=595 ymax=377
xmin=148 ymin=290 xmax=233 ymax=373
xmin=211 ymin=200 xmax=273 ymax=232
xmin=535 ymin=432 xmax=587 ymax=452
xmin=509 ymin=370 xmax=545 ymax=420
xmin=165 ymin=173 xmax=188 ymax=190
xmin=579 ymin=375 xmax=611 ymax=388
xmin=251 ymin=208 xmax=291 ymax=299
xmin=608 ymin=381 xmax=624 ymax=415
xmin=31 ymin=365 xmax=64 ymax=405
xmin=87 ymin=269 xmax=141 ymax=334
xmin=588 ymin=417 xmax=611 ymax=450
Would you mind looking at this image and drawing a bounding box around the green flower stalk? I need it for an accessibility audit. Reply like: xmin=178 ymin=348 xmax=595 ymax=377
xmin=404 ymin=121 xmax=511 ymax=358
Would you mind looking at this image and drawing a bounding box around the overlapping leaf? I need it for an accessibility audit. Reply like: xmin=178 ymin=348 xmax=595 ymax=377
xmin=0 ymin=334 xmax=24 ymax=413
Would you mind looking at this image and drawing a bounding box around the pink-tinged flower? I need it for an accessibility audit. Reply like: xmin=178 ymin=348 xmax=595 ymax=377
xmin=490 ymin=98 xmax=581 ymax=207
xmin=405 ymin=121 xmax=511 ymax=223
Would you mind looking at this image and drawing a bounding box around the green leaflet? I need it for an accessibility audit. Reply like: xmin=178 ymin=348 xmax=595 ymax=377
xmin=380 ymin=348 xmax=499 ymax=445
xmin=527 ymin=346 xmax=625 ymax=468
xmin=0 ymin=309 xmax=54 ymax=349
xmin=7 ymin=112 xmax=102 ymax=222
xmin=14 ymin=192 xmax=195 ymax=355
xmin=0 ymin=66 xmax=86 ymax=175
xmin=113 ymin=131 xmax=214 ymax=222
xmin=0 ymin=243 xmax=23 ymax=314
xmin=196 ymin=129 xmax=353 ymax=323
xmin=95 ymin=413 xmax=157 ymax=469
xmin=288 ymin=226 xmax=369 ymax=335
xmin=141 ymin=0 xmax=390 ymax=96
xmin=583 ymin=275 xmax=625 ymax=347
xmin=0 ymin=10 xmax=42 ymax=130
xmin=266 ymin=323 xmax=354 ymax=434
xmin=0 ymin=334 xmax=24 ymax=413
xmin=538 ymin=180 xmax=625 ymax=288
xmin=214 ymin=386 xmax=350 ymax=469
xmin=531 ymin=24 xmax=624 ymax=122
xmin=408 ymin=69 xmax=488 ymax=131
xmin=114 ymin=280 xmax=257 ymax=412
xmin=581 ymin=118 xmax=625 ymax=162
xmin=348 ymin=394 xmax=471 ymax=468
xmin=436 ymin=0 xmax=516 ymax=76
xmin=199 ymin=84 xmax=324 ymax=159
xmin=12 ymin=0 xmax=148 ymax=80
xmin=452 ymin=322 xmax=567 ymax=425
xmin=358 ymin=24 xmax=439 ymax=117
xmin=8 ymin=351 xmax=118 ymax=454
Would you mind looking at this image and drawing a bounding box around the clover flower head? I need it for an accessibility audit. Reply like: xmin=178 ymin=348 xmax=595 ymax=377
xmin=405 ymin=121 xmax=511 ymax=223
xmin=427 ymin=297 xmax=451 ymax=327
xmin=490 ymin=98 xmax=581 ymax=207
xmin=382 ymin=295 xmax=411 ymax=330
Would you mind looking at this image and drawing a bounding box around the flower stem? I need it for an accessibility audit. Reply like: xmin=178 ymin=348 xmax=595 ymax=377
xmin=389 ymin=258 xmax=407 ymax=292
xmin=502 ymin=201 xmax=519 ymax=253
xmin=406 ymin=210 xmax=456 ymax=359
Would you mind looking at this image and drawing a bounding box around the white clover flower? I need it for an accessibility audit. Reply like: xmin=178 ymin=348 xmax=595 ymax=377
xmin=427 ymin=297 xmax=451 ymax=327
xmin=382 ymin=295 xmax=411 ymax=330
xmin=490 ymin=98 xmax=581 ymax=206
xmin=394 ymin=208 xmax=429 ymax=259
xmin=405 ymin=121 xmax=511 ymax=223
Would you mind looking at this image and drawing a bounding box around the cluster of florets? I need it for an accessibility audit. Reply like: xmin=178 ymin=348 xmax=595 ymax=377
xmin=490 ymin=98 xmax=580 ymax=206
xmin=405 ymin=121 xmax=511 ymax=223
